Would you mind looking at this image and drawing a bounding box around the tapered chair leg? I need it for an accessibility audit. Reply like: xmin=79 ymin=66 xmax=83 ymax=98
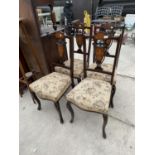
xmin=102 ymin=114 xmax=108 ymax=139
xmin=54 ymin=102 xmax=64 ymax=124
xmin=32 ymin=92 xmax=41 ymax=110
xmin=66 ymin=102 xmax=74 ymax=123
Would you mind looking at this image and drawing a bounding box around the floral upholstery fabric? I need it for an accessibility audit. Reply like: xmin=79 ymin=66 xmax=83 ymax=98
xmin=55 ymin=59 xmax=83 ymax=78
xmin=29 ymin=72 xmax=71 ymax=102
xmin=87 ymin=63 xmax=116 ymax=83
xmin=66 ymin=78 xmax=112 ymax=113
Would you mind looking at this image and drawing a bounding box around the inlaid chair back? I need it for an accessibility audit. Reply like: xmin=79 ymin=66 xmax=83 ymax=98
xmin=93 ymin=23 xmax=125 ymax=60
xmin=53 ymin=31 xmax=74 ymax=85
xmin=54 ymin=26 xmax=92 ymax=81
xmin=83 ymin=31 xmax=122 ymax=85
xmin=72 ymin=23 xmax=93 ymax=63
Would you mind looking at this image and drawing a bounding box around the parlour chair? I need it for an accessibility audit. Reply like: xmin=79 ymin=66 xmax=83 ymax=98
xmin=66 ymin=31 xmax=123 ymax=138
xmin=88 ymin=24 xmax=125 ymax=108
xmin=55 ymin=23 xmax=92 ymax=83
xmin=29 ymin=31 xmax=74 ymax=124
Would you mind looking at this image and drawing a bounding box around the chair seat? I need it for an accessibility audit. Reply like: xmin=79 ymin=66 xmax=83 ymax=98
xmin=87 ymin=63 xmax=116 ymax=83
xmin=29 ymin=72 xmax=71 ymax=102
xmin=66 ymin=78 xmax=112 ymax=113
xmin=55 ymin=59 xmax=83 ymax=78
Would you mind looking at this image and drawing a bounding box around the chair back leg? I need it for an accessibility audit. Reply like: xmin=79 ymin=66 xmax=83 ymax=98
xmin=102 ymin=114 xmax=108 ymax=139
xmin=54 ymin=102 xmax=64 ymax=124
xmin=66 ymin=102 xmax=74 ymax=123
xmin=32 ymin=92 xmax=41 ymax=110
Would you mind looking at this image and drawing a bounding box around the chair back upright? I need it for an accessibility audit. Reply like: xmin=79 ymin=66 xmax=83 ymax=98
xmin=53 ymin=31 xmax=74 ymax=86
xmin=83 ymin=30 xmax=123 ymax=85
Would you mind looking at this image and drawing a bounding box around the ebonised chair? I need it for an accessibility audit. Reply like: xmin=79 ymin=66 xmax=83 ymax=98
xmin=29 ymin=31 xmax=74 ymax=124
xmin=55 ymin=23 xmax=92 ymax=83
xmin=66 ymin=31 xmax=123 ymax=138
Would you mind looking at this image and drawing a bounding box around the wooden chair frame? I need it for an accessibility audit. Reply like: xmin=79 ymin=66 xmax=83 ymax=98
xmin=92 ymin=25 xmax=125 ymax=108
xmin=66 ymin=30 xmax=124 ymax=138
xmin=30 ymin=31 xmax=74 ymax=124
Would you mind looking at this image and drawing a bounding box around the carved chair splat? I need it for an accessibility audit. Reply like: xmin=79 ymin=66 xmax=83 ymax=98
xmin=55 ymin=23 xmax=93 ymax=83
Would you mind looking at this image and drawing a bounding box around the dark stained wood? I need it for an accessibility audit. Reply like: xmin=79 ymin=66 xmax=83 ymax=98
xmin=41 ymin=31 xmax=68 ymax=72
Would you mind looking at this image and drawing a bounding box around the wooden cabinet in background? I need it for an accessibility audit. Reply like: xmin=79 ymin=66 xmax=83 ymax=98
xmin=20 ymin=0 xmax=66 ymax=75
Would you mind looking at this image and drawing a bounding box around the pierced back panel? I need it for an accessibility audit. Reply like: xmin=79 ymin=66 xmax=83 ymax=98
xmin=83 ymin=31 xmax=122 ymax=85
xmin=73 ymin=23 xmax=93 ymax=63
xmin=54 ymin=31 xmax=74 ymax=84
xmin=93 ymin=24 xmax=114 ymax=60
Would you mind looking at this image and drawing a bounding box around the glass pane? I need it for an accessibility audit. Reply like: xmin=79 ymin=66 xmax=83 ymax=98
xmin=36 ymin=6 xmax=53 ymax=34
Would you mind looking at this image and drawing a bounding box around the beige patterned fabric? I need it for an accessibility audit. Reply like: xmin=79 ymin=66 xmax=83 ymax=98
xmin=66 ymin=78 xmax=112 ymax=113
xmin=87 ymin=63 xmax=116 ymax=83
xmin=29 ymin=72 xmax=71 ymax=102
xmin=55 ymin=59 xmax=83 ymax=78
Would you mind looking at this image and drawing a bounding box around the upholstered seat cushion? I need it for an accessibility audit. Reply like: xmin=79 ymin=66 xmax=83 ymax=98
xmin=66 ymin=78 xmax=112 ymax=113
xmin=29 ymin=72 xmax=71 ymax=102
xmin=55 ymin=59 xmax=83 ymax=78
xmin=87 ymin=63 xmax=116 ymax=83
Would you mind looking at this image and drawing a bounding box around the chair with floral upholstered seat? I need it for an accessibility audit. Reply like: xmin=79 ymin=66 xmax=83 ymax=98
xmin=29 ymin=31 xmax=74 ymax=124
xmin=66 ymin=31 xmax=123 ymax=138
xmin=87 ymin=24 xmax=125 ymax=107
xmin=55 ymin=23 xmax=92 ymax=83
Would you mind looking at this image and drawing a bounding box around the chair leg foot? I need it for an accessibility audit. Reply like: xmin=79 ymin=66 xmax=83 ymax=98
xmin=54 ymin=102 xmax=64 ymax=124
xmin=37 ymin=103 xmax=41 ymax=110
xmin=32 ymin=92 xmax=41 ymax=110
xmin=66 ymin=102 xmax=74 ymax=123
xmin=102 ymin=114 xmax=108 ymax=139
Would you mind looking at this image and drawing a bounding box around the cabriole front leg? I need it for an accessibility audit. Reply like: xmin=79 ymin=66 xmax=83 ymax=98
xmin=102 ymin=114 xmax=108 ymax=139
